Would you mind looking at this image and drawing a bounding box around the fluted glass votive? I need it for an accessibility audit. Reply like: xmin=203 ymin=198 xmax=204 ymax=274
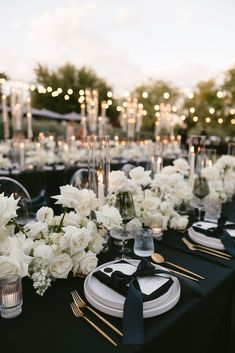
xmin=0 ymin=275 xmax=23 ymax=319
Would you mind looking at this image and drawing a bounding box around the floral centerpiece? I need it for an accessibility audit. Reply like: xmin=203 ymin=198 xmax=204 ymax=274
xmin=0 ymin=186 xmax=104 ymax=295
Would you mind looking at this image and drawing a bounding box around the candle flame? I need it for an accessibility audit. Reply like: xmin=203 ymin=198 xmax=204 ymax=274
xmin=190 ymin=146 xmax=195 ymax=153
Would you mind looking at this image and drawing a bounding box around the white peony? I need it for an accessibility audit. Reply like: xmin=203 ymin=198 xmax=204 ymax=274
xmin=61 ymin=226 xmax=91 ymax=255
xmin=95 ymin=205 xmax=122 ymax=230
xmin=34 ymin=244 xmax=54 ymax=266
xmin=142 ymin=190 xmax=161 ymax=213
xmin=129 ymin=166 xmax=152 ymax=186
xmin=201 ymin=166 xmax=220 ymax=181
xmin=49 ymin=254 xmax=73 ymax=279
xmin=36 ymin=207 xmax=54 ymax=224
xmin=73 ymin=250 xmax=98 ymax=277
xmin=161 ymin=166 xmax=177 ymax=175
xmin=24 ymin=221 xmax=48 ymax=240
xmin=53 ymin=185 xmax=98 ymax=216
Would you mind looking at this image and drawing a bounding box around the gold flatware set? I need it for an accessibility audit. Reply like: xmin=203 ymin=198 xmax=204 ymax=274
xmin=182 ymin=237 xmax=231 ymax=260
xmin=70 ymin=290 xmax=121 ymax=347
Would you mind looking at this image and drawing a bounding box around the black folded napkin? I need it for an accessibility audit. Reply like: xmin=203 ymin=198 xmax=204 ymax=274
xmin=193 ymin=217 xmax=235 ymax=257
xmin=93 ymin=259 xmax=173 ymax=344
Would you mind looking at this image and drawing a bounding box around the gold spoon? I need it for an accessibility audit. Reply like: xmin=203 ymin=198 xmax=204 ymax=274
xmin=151 ymin=253 xmax=204 ymax=280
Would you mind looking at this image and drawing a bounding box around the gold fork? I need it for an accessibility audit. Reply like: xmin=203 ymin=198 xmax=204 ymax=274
xmin=182 ymin=238 xmax=231 ymax=260
xmin=71 ymin=291 xmax=123 ymax=337
xmin=70 ymin=302 xmax=117 ymax=347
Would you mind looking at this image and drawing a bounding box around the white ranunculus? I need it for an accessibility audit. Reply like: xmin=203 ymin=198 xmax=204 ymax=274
xmin=95 ymin=205 xmax=122 ymax=230
xmin=0 ymin=256 xmax=22 ymax=277
xmin=129 ymin=166 xmax=152 ymax=186
xmin=24 ymin=221 xmax=48 ymax=240
xmin=173 ymin=158 xmax=190 ymax=175
xmin=89 ymin=234 xmax=104 ymax=254
xmin=36 ymin=207 xmax=54 ymax=224
xmin=34 ymin=244 xmax=54 ymax=266
xmin=53 ymin=185 xmax=97 ymax=216
xmin=0 ymin=193 xmax=19 ymax=226
xmin=49 ymin=254 xmax=73 ymax=279
xmin=109 ymin=171 xmax=134 ymax=193
xmin=73 ymin=250 xmax=98 ymax=277
xmin=170 ymin=215 xmax=188 ymax=230
xmin=63 ymin=211 xmax=81 ymax=227
xmin=61 ymin=226 xmax=92 ymax=255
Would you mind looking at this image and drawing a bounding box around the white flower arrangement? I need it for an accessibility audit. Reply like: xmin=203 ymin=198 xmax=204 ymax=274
xmin=0 ymin=187 xmax=103 ymax=296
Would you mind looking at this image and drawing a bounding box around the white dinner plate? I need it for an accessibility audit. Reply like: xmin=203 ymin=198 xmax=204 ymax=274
xmin=188 ymin=221 xmax=235 ymax=250
xmin=84 ymin=260 xmax=180 ymax=318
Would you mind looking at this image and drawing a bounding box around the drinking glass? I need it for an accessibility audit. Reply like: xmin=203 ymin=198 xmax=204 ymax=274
xmin=112 ymin=192 xmax=136 ymax=259
xmin=0 ymin=275 xmax=23 ymax=319
xmin=191 ymin=176 xmax=210 ymax=220
xmin=134 ymin=229 xmax=154 ymax=258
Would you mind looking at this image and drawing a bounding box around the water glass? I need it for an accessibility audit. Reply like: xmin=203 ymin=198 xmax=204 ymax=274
xmin=134 ymin=229 xmax=154 ymax=258
xmin=0 ymin=275 xmax=23 ymax=319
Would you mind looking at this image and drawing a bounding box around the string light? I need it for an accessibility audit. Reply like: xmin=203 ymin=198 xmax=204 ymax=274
xmin=79 ymin=89 xmax=84 ymax=96
xmin=163 ymin=92 xmax=170 ymax=99
xmin=47 ymin=86 xmax=52 ymax=93
xmin=142 ymin=91 xmax=148 ymax=98
xmin=231 ymin=119 xmax=235 ymax=125
xmin=209 ymin=107 xmax=215 ymax=114
xmin=172 ymin=106 xmax=177 ymax=112
xmin=155 ymin=112 xmax=160 ymax=118
xmin=189 ymin=107 xmax=195 ymax=114
xmin=116 ymin=106 xmax=122 ymax=112
xmin=230 ymin=108 xmax=235 ymax=115
xmin=64 ymin=95 xmax=69 ymax=100
xmin=78 ymin=96 xmax=84 ymax=103
xmin=193 ymin=116 xmax=198 ymax=122
xmin=218 ymin=118 xmax=223 ymax=124
xmin=57 ymin=88 xmax=63 ymax=94
xmin=188 ymin=92 xmax=194 ymax=99
xmin=107 ymin=99 xmax=112 ymax=105
xmin=154 ymin=104 xmax=160 ymax=111
xmin=107 ymin=91 xmax=112 ymax=98
xmin=67 ymin=89 xmax=73 ymax=95
xmin=205 ymin=117 xmax=211 ymax=123
xmin=217 ymin=91 xmax=224 ymax=98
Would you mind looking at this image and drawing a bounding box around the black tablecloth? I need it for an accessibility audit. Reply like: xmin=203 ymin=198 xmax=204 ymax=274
xmin=1 ymin=201 xmax=235 ymax=353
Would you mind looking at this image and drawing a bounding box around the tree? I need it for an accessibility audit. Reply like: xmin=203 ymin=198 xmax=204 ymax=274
xmin=32 ymin=63 xmax=119 ymax=124
xmin=132 ymin=80 xmax=181 ymax=131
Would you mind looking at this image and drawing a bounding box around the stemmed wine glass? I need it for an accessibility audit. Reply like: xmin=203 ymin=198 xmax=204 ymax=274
xmin=191 ymin=176 xmax=210 ymax=220
xmin=112 ymin=192 xmax=136 ymax=259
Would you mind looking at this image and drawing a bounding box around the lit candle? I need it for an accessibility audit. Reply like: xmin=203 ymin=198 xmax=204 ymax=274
xmin=189 ymin=146 xmax=195 ymax=186
xmin=97 ymin=170 xmax=104 ymax=211
xmin=156 ymin=156 xmax=162 ymax=173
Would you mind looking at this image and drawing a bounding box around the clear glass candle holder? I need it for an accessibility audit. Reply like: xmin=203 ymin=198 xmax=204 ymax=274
xmin=0 ymin=275 xmax=23 ymax=319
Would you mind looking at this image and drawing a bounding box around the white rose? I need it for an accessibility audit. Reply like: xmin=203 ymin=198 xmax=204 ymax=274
xmin=129 ymin=167 xmax=152 ymax=186
xmin=161 ymin=166 xmax=177 ymax=175
xmin=0 ymin=256 xmax=22 ymax=277
xmin=63 ymin=211 xmax=81 ymax=227
xmin=173 ymin=158 xmax=189 ymax=175
xmin=160 ymin=201 xmax=174 ymax=215
xmin=49 ymin=254 xmax=73 ymax=279
xmin=8 ymin=247 xmax=33 ymax=277
xmin=36 ymin=207 xmax=54 ymax=224
xmin=142 ymin=191 xmax=161 ymax=212
xmin=89 ymin=234 xmax=104 ymax=254
xmin=24 ymin=221 xmax=48 ymax=240
xmin=53 ymin=185 xmax=97 ymax=216
xmin=34 ymin=244 xmax=54 ymax=266
xmin=170 ymin=215 xmax=188 ymax=230
xmin=73 ymin=250 xmax=98 ymax=277
xmin=95 ymin=205 xmax=122 ymax=230
xmin=61 ymin=226 xmax=91 ymax=255
xmin=0 ymin=193 xmax=19 ymax=226
xmin=126 ymin=218 xmax=142 ymax=233
xmin=109 ymin=171 xmax=134 ymax=193
xmin=201 ymin=166 xmax=220 ymax=181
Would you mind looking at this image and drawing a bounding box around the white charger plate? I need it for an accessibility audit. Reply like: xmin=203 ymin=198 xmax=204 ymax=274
xmin=87 ymin=261 xmax=174 ymax=310
xmin=84 ymin=260 xmax=180 ymax=318
xmin=188 ymin=221 xmax=235 ymax=250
